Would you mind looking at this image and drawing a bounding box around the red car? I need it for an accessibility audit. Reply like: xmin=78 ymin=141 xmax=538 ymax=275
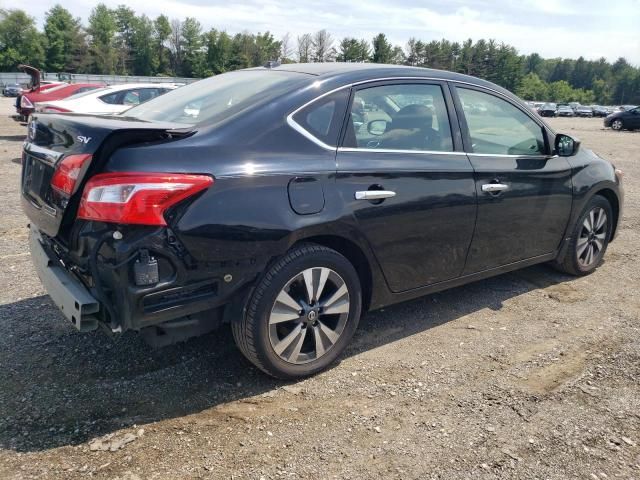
xmin=14 ymin=65 xmax=104 ymax=121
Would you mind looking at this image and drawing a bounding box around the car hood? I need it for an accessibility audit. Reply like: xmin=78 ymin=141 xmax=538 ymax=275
xmin=18 ymin=64 xmax=41 ymax=90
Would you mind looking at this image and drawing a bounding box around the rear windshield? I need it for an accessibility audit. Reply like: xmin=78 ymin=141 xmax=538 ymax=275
xmin=65 ymin=87 xmax=110 ymax=101
xmin=125 ymin=70 xmax=310 ymax=125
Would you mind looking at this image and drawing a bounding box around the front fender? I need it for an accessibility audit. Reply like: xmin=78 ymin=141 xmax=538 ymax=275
xmin=557 ymin=148 xmax=623 ymax=259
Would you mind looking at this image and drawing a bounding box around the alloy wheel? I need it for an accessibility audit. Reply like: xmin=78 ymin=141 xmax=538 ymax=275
xmin=268 ymin=267 xmax=350 ymax=364
xmin=576 ymin=207 xmax=608 ymax=268
xmin=611 ymin=119 xmax=623 ymax=131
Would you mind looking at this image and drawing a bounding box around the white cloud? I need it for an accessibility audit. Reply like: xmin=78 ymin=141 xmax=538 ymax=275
xmin=24 ymin=0 xmax=640 ymax=64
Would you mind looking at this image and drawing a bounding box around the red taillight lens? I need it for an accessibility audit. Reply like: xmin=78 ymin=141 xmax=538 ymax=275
xmin=51 ymin=154 xmax=93 ymax=195
xmin=77 ymin=173 xmax=213 ymax=226
xmin=21 ymin=96 xmax=34 ymax=108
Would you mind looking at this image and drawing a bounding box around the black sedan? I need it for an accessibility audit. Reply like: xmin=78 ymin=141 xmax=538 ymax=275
xmin=22 ymin=63 xmax=624 ymax=379
xmin=2 ymin=83 xmax=22 ymax=97
xmin=604 ymin=105 xmax=640 ymax=131
xmin=538 ymin=102 xmax=557 ymax=117
xmin=592 ymin=106 xmax=609 ymax=117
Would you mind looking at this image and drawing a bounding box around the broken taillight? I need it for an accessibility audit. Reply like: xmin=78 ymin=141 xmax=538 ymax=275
xmin=50 ymin=154 xmax=93 ymax=196
xmin=77 ymin=172 xmax=213 ymax=226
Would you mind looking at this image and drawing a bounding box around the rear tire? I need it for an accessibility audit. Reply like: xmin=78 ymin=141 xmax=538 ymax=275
xmin=232 ymin=244 xmax=362 ymax=379
xmin=553 ymin=196 xmax=613 ymax=276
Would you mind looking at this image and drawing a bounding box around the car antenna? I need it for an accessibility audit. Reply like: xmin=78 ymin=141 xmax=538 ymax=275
xmin=264 ymin=60 xmax=281 ymax=69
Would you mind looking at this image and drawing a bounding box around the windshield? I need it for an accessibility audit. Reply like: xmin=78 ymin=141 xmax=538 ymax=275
xmin=125 ymin=70 xmax=310 ymax=125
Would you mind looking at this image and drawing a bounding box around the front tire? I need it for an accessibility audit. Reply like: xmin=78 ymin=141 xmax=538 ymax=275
xmin=611 ymin=119 xmax=624 ymax=131
xmin=232 ymin=244 xmax=362 ymax=379
xmin=553 ymin=196 xmax=613 ymax=276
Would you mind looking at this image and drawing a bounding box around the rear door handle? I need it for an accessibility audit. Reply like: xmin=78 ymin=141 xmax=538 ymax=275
xmin=481 ymin=183 xmax=509 ymax=193
xmin=355 ymin=190 xmax=396 ymax=200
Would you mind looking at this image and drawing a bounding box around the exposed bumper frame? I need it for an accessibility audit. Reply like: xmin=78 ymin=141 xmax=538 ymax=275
xmin=29 ymin=227 xmax=100 ymax=332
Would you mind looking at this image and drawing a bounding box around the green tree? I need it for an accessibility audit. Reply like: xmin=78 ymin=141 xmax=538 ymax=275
xmin=548 ymin=80 xmax=579 ymax=102
xmin=516 ymin=72 xmax=549 ymax=100
xmin=0 ymin=9 xmax=45 ymax=70
xmin=253 ymin=31 xmax=280 ymax=66
xmin=131 ymin=15 xmax=155 ymax=75
xmin=114 ymin=5 xmax=137 ymax=74
xmin=591 ymin=78 xmax=612 ymax=104
xmin=229 ymin=32 xmax=253 ymax=70
xmin=204 ymin=29 xmax=232 ymax=74
xmin=153 ymin=15 xmax=172 ymax=75
xmin=371 ymin=33 xmax=393 ymax=63
xmin=336 ymin=37 xmax=360 ymax=62
xmin=43 ymin=5 xmax=86 ymax=72
xmin=87 ymin=4 xmax=117 ymax=74
xmin=180 ymin=17 xmax=204 ymax=77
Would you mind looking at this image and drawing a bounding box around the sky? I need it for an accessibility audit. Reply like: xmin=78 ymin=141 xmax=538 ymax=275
xmin=17 ymin=0 xmax=640 ymax=65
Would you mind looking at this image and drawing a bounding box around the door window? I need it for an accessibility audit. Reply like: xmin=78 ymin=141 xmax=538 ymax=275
xmin=457 ymin=88 xmax=546 ymax=156
xmin=343 ymin=84 xmax=453 ymax=152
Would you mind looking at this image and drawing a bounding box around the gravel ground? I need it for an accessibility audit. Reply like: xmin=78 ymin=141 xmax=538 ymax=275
xmin=0 ymin=97 xmax=638 ymax=480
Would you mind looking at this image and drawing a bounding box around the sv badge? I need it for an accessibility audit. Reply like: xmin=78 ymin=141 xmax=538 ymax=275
xmin=77 ymin=135 xmax=92 ymax=144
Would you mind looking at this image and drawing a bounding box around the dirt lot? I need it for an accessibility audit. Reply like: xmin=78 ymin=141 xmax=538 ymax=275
xmin=0 ymin=96 xmax=638 ymax=480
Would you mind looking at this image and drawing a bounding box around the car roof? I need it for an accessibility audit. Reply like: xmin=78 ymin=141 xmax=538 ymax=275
xmin=252 ymin=62 xmax=513 ymax=96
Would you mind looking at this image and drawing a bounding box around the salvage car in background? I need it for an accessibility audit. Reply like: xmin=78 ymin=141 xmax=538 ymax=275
xmin=604 ymin=105 xmax=640 ymax=131
xmin=22 ymin=63 xmax=623 ymax=379
xmin=538 ymin=102 xmax=557 ymax=117
xmin=3 ymin=83 xmax=23 ymax=97
xmin=592 ymin=105 xmax=609 ymax=117
xmin=36 ymin=83 xmax=179 ymax=115
xmin=16 ymin=82 xmax=104 ymax=121
xmin=13 ymin=64 xmax=103 ymax=121
xmin=575 ymin=105 xmax=594 ymax=117
xmin=557 ymin=105 xmax=575 ymax=117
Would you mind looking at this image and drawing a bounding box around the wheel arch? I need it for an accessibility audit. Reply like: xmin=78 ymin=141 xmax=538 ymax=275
xmin=593 ymin=188 xmax=620 ymax=240
xmin=291 ymin=234 xmax=373 ymax=312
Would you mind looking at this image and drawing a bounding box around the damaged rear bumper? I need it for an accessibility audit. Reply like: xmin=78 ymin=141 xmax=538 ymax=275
xmin=29 ymin=227 xmax=100 ymax=332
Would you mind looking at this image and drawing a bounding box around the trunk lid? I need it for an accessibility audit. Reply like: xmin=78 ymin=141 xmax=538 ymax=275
xmin=21 ymin=113 xmax=194 ymax=238
xmin=18 ymin=64 xmax=41 ymax=90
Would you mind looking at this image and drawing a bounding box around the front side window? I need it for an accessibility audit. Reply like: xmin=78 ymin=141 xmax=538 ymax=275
xmin=123 ymin=90 xmax=141 ymax=105
xmin=457 ymin=88 xmax=546 ymax=156
xmin=342 ymin=83 xmax=453 ymax=152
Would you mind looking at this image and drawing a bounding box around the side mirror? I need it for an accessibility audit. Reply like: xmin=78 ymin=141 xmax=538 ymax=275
xmin=367 ymin=119 xmax=388 ymax=136
xmin=555 ymin=133 xmax=580 ymax=157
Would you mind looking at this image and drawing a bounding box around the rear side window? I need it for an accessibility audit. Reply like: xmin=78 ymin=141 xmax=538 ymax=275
xmin=457 ymin=88 xmax=546 ymax=156
xmin=99 ymin=91 xmax=122 ymax=105
xmin=292 ymin=90 xmax=349 ymax=147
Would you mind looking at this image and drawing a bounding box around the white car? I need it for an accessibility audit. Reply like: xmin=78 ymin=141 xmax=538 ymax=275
xmin=35 ymin=83 xmax=179 ymax=115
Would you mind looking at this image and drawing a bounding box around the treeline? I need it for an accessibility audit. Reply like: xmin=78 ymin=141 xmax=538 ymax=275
xmin=1 ymin=4 xmax=639 ymax=104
